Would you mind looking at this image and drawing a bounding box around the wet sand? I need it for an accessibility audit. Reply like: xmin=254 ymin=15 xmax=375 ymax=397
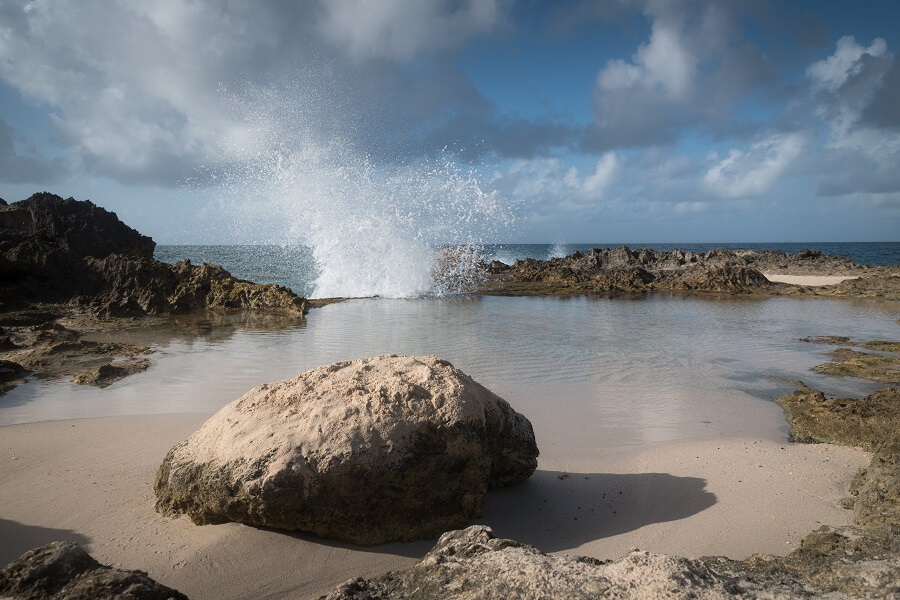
xmin=0 ymin=414 xmax=868 ymax=600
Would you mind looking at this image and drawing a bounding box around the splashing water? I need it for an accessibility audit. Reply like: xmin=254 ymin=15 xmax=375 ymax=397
xmin=549 ymin=241 xmax=570 ymax=258
xmin=197 ymin=77 xmax=516 ymax=299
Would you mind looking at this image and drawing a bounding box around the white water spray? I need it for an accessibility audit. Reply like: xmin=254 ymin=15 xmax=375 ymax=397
xmin=200 ymin=77 xmax=516 ymax=299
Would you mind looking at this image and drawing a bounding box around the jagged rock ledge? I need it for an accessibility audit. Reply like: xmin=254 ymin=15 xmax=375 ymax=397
xmin=478 ymin=245 xmax=899 ymax=299
xmin=0 ymin=192 xmax=308 ymax=395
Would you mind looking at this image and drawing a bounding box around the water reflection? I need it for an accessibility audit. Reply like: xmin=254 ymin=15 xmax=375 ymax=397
xmin=1 ymin=296 xmax=897 ymax=460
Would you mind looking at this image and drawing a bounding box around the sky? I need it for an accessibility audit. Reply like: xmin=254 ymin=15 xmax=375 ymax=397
xmin=1 ymin=0 xmax=899 ymax=244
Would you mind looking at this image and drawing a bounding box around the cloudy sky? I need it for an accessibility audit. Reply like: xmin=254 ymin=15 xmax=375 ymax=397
xmin=1 ymin=0 xmax=898 ymax=243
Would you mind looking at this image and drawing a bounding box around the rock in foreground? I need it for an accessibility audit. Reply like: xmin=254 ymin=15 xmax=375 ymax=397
xmin=323 ymin=525 xmax=743 ymax=599
xmin=0 ymin=541 xmax=188 ymax=600
xmin=155 ymin=355 xmax=539 ymax=545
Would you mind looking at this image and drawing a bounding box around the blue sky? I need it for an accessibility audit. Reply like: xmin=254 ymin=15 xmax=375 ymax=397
xmin=1 ymin=0 xmax=899 ymax=244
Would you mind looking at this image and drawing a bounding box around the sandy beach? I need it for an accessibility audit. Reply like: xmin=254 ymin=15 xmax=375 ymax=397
xmin=763 ymin=273 xmax=860 ymax=286
xmin=0 ymin=413 xmax=869 ymax=599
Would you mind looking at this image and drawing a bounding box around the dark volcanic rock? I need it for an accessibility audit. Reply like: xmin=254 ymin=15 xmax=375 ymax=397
xmin=0 ymin=541 xmax=188 ymax=600
xmin=482 ymin=244 xmax=900 ymax=299
xmin=0 ymin=193 xmax=306 ymax=316
xmin=155 ymin=355 xmax=539 ymax=545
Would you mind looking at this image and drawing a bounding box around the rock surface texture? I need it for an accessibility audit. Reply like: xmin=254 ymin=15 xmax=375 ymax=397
xmin=155 ymin=355 xmax=539 ymax=545
xmin=0 ymin=541 xmax=188 ymax=600
xmin=480 ymin=245 xmax=899 ymax=299
xmin=0 ymin=192 xmax=306 ymax=316
xmin=323 ymin=525 xmax=750 ymax=600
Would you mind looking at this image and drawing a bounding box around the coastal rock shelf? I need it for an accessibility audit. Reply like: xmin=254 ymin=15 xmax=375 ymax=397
xmin=0 ymin=193 xmax=309 ymax=395
xmin=0 ymin=193 xmax=307 ymax=317
xmin=479 ymin=245 xmax=900 ymax=299
xmin=154 ymin=355 xmax=539 ymax=545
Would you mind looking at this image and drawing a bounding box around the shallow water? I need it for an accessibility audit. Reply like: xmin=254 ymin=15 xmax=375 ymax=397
xmin=2 ymin=296 xmax=897 ymax=462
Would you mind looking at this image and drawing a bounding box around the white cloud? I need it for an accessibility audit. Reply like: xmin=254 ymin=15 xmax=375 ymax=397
xmin=497 ymin=153 xmax=620 ymax=215
xmin=318 ymin=0 xmax=505 ymax=61
xmin=807 ymin=35 xmax=887 ymax=92
xmin=582 ymin=152 xmax=620 ymax=197
xmin=703 ymin=132 xmax=807 ymax=199
xmin=596 ymin=8 xmax=696 ymax=101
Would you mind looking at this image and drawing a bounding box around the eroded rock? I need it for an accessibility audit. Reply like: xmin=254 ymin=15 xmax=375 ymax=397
xmin=0 ymin=193 xmax=307 ymax=317
xmin=0 ymin=541 xmax=188 ymax=600
xmin=322 ymin=525 xmax=745 ymax=599
xmin=155 ymin=355 xmax=539 ymax=545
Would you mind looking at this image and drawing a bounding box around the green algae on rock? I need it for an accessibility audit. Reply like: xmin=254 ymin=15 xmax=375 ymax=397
xmin=774 ymin=384 xmax=899 ymax=451
xmin=812 ymin=348 xmax=900 ymax=384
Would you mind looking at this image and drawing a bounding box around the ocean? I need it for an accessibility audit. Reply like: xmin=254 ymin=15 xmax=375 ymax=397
xmin=156 ymin=242 xmax=900 ymax=299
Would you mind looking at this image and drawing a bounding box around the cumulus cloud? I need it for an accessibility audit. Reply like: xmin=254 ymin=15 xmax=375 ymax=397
xmin=804 ymin=36 xmax=900 ymax=196
xmin=586 ymin=0 xmax=773 ymax=150
xmin=496 ymin=153 xmax=621 ymax=218
xmin=0 ymin=0 xmax=521 ymax=185
xmin=807 ymin=36 xmax=887 ymax=92
xmin=703 ymin=132 xmax=807 ymax=199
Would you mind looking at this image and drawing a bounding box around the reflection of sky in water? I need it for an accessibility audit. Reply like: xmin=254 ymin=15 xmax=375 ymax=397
xmin=2 ymin=296 xmax=897 ymax=461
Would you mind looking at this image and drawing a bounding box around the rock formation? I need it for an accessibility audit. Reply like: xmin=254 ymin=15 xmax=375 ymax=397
xmin=480 ymin=245 xmax=899 ymax=299
xmin=323 ymin=525 xmax=744 ymax=599
xmin=0 ymin=192 xmax=306 ymax=316
xmin=155 ymin=355 xmax=539 ymax=545
xmin=0 ymin=541 xmax=188 ymax=600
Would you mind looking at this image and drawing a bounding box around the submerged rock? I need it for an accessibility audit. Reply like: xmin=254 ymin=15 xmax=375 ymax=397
xmin=812 ymin=347 xmax=900 ymax=384
xmin=73 ymin=359 xmax=150 ymax=388
xmin=155 ymin=355 xmax=539 ymax=545
xmin=0 ymin=541 xmax=188 ymax=600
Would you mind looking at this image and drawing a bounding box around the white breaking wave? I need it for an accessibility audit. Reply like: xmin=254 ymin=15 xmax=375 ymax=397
xmin=201 ymin=77 xmax=514 ymax=299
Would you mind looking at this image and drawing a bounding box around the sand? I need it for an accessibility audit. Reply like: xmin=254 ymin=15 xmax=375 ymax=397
xmin=0 ymin=414 xmax=869 ymax=600
xmin=763 ymin=273 xmax=860 ymax=286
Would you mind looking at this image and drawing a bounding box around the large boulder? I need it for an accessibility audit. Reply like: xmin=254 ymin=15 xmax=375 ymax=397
xmin=154 ymin=355 xmax=539 ymax=545
xmin=0 ymin=541 xmax=188 ymax=600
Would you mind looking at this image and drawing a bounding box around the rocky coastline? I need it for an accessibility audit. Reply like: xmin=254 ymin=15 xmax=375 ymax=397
xmin=479 ymin=245 xmax=900 ymax=299
xmin=0 ymin=193 xmax=898 ymax=598
xmin=0 ymin=193 xmax=308 ymax=395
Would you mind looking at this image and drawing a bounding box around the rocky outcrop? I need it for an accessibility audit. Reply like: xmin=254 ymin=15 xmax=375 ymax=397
xmin=155 ymin=355 xmax=539 ymax=545
xmin=0 ymin=541 xmax=188 ymax=600
xmin=481 ymin=245 xmax=899 ymax=299
xmin=322 ymin=525 xmax=744 ymax=599
xmin=0 ymin=193 xmax=307 ymax=316
xmin=774 ymin=384 xmax=898 ymax=452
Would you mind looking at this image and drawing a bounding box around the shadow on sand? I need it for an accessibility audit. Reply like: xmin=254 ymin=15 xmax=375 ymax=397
xmin=477 ymin=469 xmax=716 ymax=553
xmin=0 ymin=518 xmax=91 ymax=567
xmin=253 ymin=469 xmax=714 ymax=559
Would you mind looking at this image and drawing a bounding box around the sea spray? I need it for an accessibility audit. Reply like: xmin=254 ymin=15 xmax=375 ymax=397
xmin=196 ymin=76 xmax=516 ymax=299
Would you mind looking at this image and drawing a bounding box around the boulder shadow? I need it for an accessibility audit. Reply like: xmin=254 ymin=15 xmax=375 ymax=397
xmin=251 ymin=525 xmax=436 ymax=559
xmin=477 ymin=470 xmax=716 ymax=553
xmin=0 ymin=518 xmax=91 ymax=567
